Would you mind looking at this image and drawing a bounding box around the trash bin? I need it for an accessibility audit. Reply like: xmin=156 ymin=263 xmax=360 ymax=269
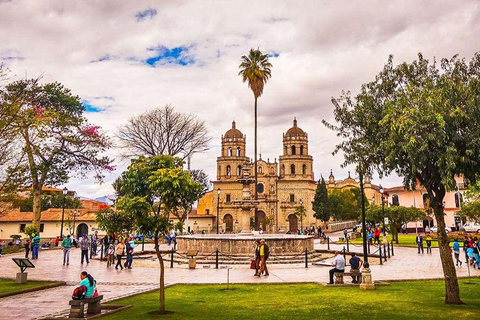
xmin=189 ymin=257 xmax=196 ymax=269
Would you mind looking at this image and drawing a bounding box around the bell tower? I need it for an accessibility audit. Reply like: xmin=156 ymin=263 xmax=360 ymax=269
xmin=279 ymin=118 xmax=313 ymax=181
xmin=217 ymin=121 xmax=250 ymax=180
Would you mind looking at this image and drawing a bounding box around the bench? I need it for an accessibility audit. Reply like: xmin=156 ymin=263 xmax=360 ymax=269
xmin=69 ymin=295 xmax=103 ymax=318
xmin=334 ymin=271 xmax=362 ymax=284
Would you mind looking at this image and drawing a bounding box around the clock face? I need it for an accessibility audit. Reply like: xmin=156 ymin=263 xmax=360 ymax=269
xmin=291 ymin=137 xmax=296 ymax=140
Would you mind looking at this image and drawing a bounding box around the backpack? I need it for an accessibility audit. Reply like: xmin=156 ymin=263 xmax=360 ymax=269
xmin=72 ymin=285 xmax=87 ymax=300
xmin=264 ymin=244 xmax=270 ymax=260
xmin=126 ymin=241 xmax=132 ymax=253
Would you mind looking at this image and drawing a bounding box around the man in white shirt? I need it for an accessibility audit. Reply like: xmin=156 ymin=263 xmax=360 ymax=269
xmin=329 ymin=251 xmax=345 ymax=284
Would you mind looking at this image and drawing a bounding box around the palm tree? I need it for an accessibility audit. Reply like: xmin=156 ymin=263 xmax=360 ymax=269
xmin=238 ymin=48 xmax=272 ymax=229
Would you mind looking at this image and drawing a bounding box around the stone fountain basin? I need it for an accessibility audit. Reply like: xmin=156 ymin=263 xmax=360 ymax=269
xmin=177 ymin=234 xmax=314 ymax=256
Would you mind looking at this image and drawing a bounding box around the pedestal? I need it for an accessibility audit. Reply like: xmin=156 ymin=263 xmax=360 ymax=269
xmin=359 ymin=268 xmax=375 ymax=290
xmin=189 ymin=258 xmax=196 ymax=269
xmin=239 ymin=208 xmax=252 ymax=233
xmin=15 ymin=272 xmax=28 ymax=284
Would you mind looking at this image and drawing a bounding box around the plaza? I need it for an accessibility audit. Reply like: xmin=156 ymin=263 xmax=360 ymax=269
xmin=1 ymin=231 xmax=479 ymax=319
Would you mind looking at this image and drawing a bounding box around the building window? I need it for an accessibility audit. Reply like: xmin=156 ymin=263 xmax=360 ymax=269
xmin=392 ymin=194 xmax=400 ymax=206
xmin=20 ymin=224 xmax=26 ymax=232
xmin=206 ymin=209 xmax=210 ymax=215
xmin=237 ymin=147 xmax=241 ymax=156
xmin=300 ymin=145 xmax=304 ymax=155
xmin=39 ymin=224 xmax=44 ymax=232
xmin=291 ymin=145 xmax=296 ymax=155
xmin=237 ymin=165 xmax=242 ymax=176
xmin=454 ymin=193 xmax=463 ymax=208
xmin=257 ymin=183 xmax=264 ymax=193
xmin=290 ymin=194 xmax=295 ymax=203
xmin=228 ymin=147 xmax=233 ymax=156
xmin=226 ymin=194 xmax=231 ymax=203
xmin=226 ymin=165 xmax=231 ymax=177
xmin=290 ymin=164 xmax=296 ymax=175
xmin=258 ymin=166 xmax=263 ymax=174
xmin=422 ymin=193 xmax=430 ymax=206
xmin=281 ymin=164 xmax=285 ymax=176
xmin=302 ymin=164 xmax=307 ymax=175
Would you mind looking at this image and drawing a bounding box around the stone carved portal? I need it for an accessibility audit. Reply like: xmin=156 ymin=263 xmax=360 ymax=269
xmin=255 ymin=210 xmax=266 ymax=230
xmin=223 ymin=214 xmax=234 ymax=232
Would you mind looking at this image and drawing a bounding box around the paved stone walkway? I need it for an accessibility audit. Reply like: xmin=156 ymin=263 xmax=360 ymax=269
xmin=0 ymin=235 xmax=478 ymax=320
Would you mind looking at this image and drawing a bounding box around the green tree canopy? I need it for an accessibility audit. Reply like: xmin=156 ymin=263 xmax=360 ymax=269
xmin=0 ymin=79 xmax=113 ymax=225
xmin=324 ymin=52 xmax=480 ymax=304
xmin=458 ymin=201 xmax=480 ymax=223
xmin=312 ymin=178 xmax=329 ymax=222
xmin=115 ymin=155 xmax=203 ymax=313
xmin=13 ymin=193 xmax=82 ymax=212
xmin=95 ymin=207 xmax=134 ymax=238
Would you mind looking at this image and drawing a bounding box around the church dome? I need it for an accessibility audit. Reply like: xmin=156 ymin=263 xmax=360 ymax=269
xmin=285 ymin=118 xmax=306 ymax=137
xmin=225 ymin=121 xmax=243 ymax=139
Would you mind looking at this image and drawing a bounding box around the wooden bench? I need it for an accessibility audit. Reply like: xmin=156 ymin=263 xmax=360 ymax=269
xmin=69 ymin=295 xmax=103 ymax=318
xmin=334 ymin=271 xmax=362 ymax=284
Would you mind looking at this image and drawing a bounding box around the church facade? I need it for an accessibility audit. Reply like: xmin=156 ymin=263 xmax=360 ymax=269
xmin=195 ymin=119 xmax=381 ymax=233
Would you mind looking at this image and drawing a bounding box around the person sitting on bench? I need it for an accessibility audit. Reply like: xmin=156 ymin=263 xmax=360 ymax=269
xmin=329 ymin=251 xmax=345 ymax=284
xmin=349 ymin=252 xmax=363 ymax=283
xmin=79 ymin=271 xmax=96 ymax=298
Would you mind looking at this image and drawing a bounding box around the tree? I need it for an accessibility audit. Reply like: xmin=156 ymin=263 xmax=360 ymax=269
xmin=324 ymin=52 xmax=480 ymax=304
xmin=366 ymin=205 xmax=425 ymax=243
xmin=458 ymin=201 xmax=480 ymax=223
xmin=293 ymin=204 xmax=307 ymax=230
xmin=115 ymin=155 xmax=203 ymax=313
xmin=0 ymin=79 xmax=113 ymax=225
xmin=116 ymin=104 xmax=211 ymax=161
xmin=189 ymin=169 xmax=211 ymax=194
xmin=95 ymin=207 xmax=134 ymax=237
xmin=312 ymin=178 xmax=330 ymax=224
xmin=12 ymin=193 xmax=82 ymax=212
xmin=327 ymin=189 xmax=357 ymax=221
xmin=239 ymin=48 xmax=272 ymax=227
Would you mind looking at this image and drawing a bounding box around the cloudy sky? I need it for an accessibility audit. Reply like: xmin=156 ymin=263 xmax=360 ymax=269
xmin=1 ymin=0 xmax=479 ymax=199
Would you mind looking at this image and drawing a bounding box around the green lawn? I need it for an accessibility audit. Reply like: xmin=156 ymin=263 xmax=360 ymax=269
xmin=104 ymin=279 xmax=480 ymax=320
xmin=339 ymin=234 xmax=451 ymax=248
xmin=0 ymin=278 xmax=56 ymax=296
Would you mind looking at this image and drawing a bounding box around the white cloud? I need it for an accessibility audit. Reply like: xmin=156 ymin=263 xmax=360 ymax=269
xmin=1 ymin=0 xmax=479 ymax=197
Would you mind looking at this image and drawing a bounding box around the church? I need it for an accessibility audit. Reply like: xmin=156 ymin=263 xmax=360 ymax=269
xmin=194 ymin=119 xmax=381 ymax=233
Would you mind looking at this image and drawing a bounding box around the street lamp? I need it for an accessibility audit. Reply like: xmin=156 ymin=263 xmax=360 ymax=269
xmin=73 ymin=209 xmax=78 ymax=237
xmin=379 ymin=185 xmax=386 ymax=236
xmin=216 ymin=188 xmax=221 ymax=234
xmin=60 ymin=187 xmax=68 ymax=238
xmin=299 ymin=199 xmax=304 ymax=232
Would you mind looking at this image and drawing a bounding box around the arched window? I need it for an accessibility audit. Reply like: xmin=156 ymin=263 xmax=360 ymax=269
xmin=258 ymin=166 xmax=263 ymax=174
xmin=291 ymin=145 xmax=296 ymax=155
xmin=236 ymin=147 xmax=241 ymax=156
xmin=454 ymin=192 xmax=463 ymax=208
xmin=226 ymin=165 xmax=231 ymax=177
xmin=237 ymin=165 xmax=242 ymax=176
xmin=302 ymin=164 xmax=307 ymax=175
xmin=290 ymin=164 xmax=296 ymax=175
xmin=257 ymin=183 xmax=264 ymax=193
xmin=392 ymin=194 xmax=400 ymax=206
xmin=422 ymin=193 xmax=430 ymax=206
xmin=281 ymin=164 xmax=285 ymax=176
xmin=300 ymin=145 xmax=304 ymax=155
xmin=228 ymin=147 xmax=232 ymax=156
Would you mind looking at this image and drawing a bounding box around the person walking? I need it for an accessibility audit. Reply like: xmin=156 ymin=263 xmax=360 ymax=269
xmin=124 ymin=237 xmax=135 ymax=269
xmin=349 ymin=252 xmax=363 ymax=283
xmin=473 ymin=238 xmax=480 ymax=269
xmin=253 ymin=240 xmax=261 ymax=276
xmin=257 ymin=239 xmax=270 ymax=276
xmin=425 ymin=235 xmax=432 ymax=254
xmin=452 ymin=238 xmax=462 ymax=266
xmin=80 ymin=234 xmax=90 ymax=265
xmin=103 ymin=235 xmax=109 ymax=258
xmin=91 ymin=231 xmax=98 ymax=256
xmin=343 ymin=228 xmax=348 ymax=241
xmin=106 ymin=244 xmax=115 ymax=267
xmin=329 ymin=251 xmax=345 ymax=284
xmin=373 ymin=228 xmax=380 ymax=244
xmin=416 ymin=233 xmax=424 ymax=254
xmin=115 ymin=239 xmax=125 ymax=270
xmin=24 ymin=239 xmax=31 ymax=259
xmin=31 ymin=233 xmax=40 ymax=259
xmin=62 ymin=234 xmax=72 ymax=265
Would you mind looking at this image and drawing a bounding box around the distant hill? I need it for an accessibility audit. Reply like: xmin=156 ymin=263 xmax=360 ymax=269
xmin=94 ymin=194 xmax=117 ymax=205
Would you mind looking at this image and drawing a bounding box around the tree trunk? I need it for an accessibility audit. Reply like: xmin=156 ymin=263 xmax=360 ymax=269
xmin=254 ymin=96 xmax=258 ymax=229
xmin=154 ymin=235 xmax=166 ymax=313
xmin=32 ymin=186 xmax=42 ymax=226
xmin=432 ymin=196 xmax=463 ymax=304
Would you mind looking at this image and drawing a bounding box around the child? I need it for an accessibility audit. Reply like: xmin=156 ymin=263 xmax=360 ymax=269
xmin=425 ymin=235 xmax=432 ymax=254
xmin=106 ymin=244 xmax=115 ymax=267
xmin=24 ymin=239 xmax=31 ymax=258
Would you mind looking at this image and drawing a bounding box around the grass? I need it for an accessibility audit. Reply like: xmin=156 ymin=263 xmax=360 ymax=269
xmin=340 ymin=234 xmax=443 ymax=248
xmin=1 ymin=246 xmax=24 ymax=254
xmin=0 ymin=278 xmax=56 ymax=296
xmin=104 ymin=279 xmax=480 ymax=320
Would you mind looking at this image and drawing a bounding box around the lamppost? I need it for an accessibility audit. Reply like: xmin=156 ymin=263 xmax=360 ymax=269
xmin=379 ymin=185 xmax=386 ymax=236
xmin=73 ymin=209 xmax=77 ymax=237
xmin=358 ymin=169 xmax=374 ymax=290
xmin=216 ymin=188 xmax=221 ymax=234
xmin=60 ymin=187 xmax=68 ymax=238
xmin=299 ymin=199 xmax=304 ymax=232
